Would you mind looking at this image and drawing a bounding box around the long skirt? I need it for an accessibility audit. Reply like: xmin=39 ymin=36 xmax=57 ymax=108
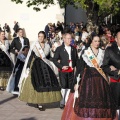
xmin=19 ymin=57 xmax=62 ymax=104
xmin=110 ymin=82 xmax=120 ymax=109
xmin=0 ymin=70 xmax=11 ymax=88
xmin=0 ymin=51 xmax=13 ymax=88
xmin=61 ymin=68 xmax=117 ymax=120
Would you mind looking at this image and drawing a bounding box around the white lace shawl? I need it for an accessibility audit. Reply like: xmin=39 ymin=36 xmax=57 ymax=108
xmin=0 ymin=40 xmax=13 ymax=64
xmin=82 ymin=47 xmax=105 ymax=67
xmin=33 ymin=41 xmax=50 ymax=57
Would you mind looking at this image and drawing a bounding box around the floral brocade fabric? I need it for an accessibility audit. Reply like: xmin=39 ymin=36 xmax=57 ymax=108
xmin=74 ymin=68 xmax=116 ymax=119
xmin=31 ymin=57 xmax=61 ymax=92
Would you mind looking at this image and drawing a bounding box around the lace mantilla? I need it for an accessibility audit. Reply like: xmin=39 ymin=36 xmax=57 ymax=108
xmin=82 ymin=47 xmax=104 ymax=67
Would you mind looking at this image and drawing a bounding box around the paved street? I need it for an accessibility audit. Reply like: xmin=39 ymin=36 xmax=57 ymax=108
xmin=0 ymin=91 xmax=62 ymax=120
xmin=0 ymin=41 xmax=62 ymax=120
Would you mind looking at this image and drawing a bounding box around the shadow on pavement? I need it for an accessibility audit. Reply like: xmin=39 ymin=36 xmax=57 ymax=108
xmin=27 ymin=101 xmax=60 ymax=109
xmin=20 ymin=117 xmax=37 ymax=120
xmin=0 ymin=95 xmax=17 ymax=105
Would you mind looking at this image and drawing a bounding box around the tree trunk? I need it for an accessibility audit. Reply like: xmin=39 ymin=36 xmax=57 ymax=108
xmin=85 ymin=1 xmax=99 ymax=34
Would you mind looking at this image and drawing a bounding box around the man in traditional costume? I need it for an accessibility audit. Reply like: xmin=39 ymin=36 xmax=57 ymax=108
xmin=102 ymin=31 xmax=120 ymax=118
xmin=53 ymin=32 xmax=78 ymax=109
xmin=10 ymin=28 xmax=29 ymax=63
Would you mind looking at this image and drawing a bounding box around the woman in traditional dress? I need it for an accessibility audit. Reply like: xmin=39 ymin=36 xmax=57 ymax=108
xmin=61 ymin=35 xmax=117 ymax=120
xmin=0 ymin=31 xmax=14 ymax=90
xmin=18 ymin=31 xmax=61 ymax=111
xmin=100 ymin=35 xmax=111 ymax=50
xmin=6 ymin=45 xmax=29 ymax=94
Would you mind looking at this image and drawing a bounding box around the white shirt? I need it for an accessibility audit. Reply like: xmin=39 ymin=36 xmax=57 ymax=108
xmin=65 ymin=45 xmax=72 ymax=67
xmin=118 ymin=46 xmax=120 ymax=51
xmin=65 ymin=45 xmax=71 ymax=59
xmin=19 ymin=37 xmax=24 ymax=47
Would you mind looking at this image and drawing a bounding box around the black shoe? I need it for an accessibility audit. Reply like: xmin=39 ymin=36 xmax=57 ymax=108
xmin=0 ymin=87 xmax=4 ymax=91
xmin=38 ymin=105 xmax=45 ymax=111
xmin=60 ymin=104 xmax=65 ymax=109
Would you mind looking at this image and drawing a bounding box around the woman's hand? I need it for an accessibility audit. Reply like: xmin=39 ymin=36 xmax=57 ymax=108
xmin=62 ymin=66 xmax=69 ymax=70
xmin=40 ymin=54 xmax=42 ymax=59
xmin=51 ymin=45 xmax=55 ymax=51
xmin=74 ymin=84 xmax=79 ymax=91
xmin=110 ymin=65 xmax=117 ymax=71
xmin=106 ymin=43 xmax=111 ymax=48
xmin=15 ymin=49 xmax=19 ymax=55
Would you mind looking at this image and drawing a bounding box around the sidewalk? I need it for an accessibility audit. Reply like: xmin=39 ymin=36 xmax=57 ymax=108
xmin=0 ymin=91 xmax=62 ymax=120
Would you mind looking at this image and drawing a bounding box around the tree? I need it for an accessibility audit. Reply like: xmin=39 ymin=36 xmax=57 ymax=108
xmin=11 ymin=0 xmax=120 ymax=24
xmin=71 ymin=0 xmax=120 ymax=24
xmin=11 ymin=0 xmax=55 ymax=11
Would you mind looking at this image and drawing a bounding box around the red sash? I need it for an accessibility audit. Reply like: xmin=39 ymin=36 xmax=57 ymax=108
xmin=59 ymin=67 xmax=73 ymax=73
xmin=58 ymin=60 xmax=73 ymax=73
xmin=110 ymin=78 xmax=120 ymax=82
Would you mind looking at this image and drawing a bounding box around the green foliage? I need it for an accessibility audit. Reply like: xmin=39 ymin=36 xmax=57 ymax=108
xmin=11 ymin=0 xmax=120 ymax=15
xmin=11 ymin=0 xmax=23 ymax=4
xmin=11 ymin=0 xmax=54 ymax=11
